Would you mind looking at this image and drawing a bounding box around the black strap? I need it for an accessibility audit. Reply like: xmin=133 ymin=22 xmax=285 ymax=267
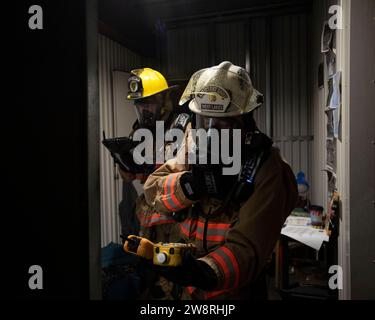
xmin=213 ymin=132 xmax=273 ymax=215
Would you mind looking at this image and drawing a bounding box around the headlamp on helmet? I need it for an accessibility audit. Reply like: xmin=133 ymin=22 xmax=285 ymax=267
xmin=128 ymin=76 xmax=143 ymax=99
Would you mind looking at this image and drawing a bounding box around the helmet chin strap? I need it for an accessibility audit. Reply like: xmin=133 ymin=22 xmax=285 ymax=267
xmin=159 ymin=94 xmax=166 ymax=117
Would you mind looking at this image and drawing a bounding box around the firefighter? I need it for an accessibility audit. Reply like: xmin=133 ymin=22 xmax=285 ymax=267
xmin=119 ymin=67 xmax=179 ymax=183
xmin=119 ymin=67 xmax=191 ymax=299
xmin=119 ymin=67 xmax=190 ymax=240
xmin=143 ymin=61 xmax=298 ymax=300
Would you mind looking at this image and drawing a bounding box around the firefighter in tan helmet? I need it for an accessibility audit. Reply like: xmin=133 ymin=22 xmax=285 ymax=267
xmin=142 ymin=61 xmax=298 ymax=300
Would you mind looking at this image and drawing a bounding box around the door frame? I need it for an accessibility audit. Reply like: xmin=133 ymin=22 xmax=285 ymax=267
xmin=86 ymin=0 xmax=102 ymax=300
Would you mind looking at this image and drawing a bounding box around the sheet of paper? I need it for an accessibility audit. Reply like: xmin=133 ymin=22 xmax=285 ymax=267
xmin=326 ymin=71 xmax=341 ymax=110
xmin=326 ymin=50 xmax=337 ymax=77
xmin=281 ymin=225 xmax=329 ymax=251
xmin=326 ymin=138 xmax=337 ymax=172
xmin=321 ymin=21 xmax=333 ymax=53
xmin=333 ymin=104 xmax=341 ymax=139
xmin=326 ymin=109 xmax=334 ymax=138
xmin=323 ymin=169 xmax=337 ymax=193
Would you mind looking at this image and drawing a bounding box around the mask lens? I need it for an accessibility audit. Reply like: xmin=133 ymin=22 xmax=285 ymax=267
xmin=193 ymin=114 xmax=243 ymax=167
xmin=195 ymin=114 xmax=242 ymax=130
xmin=134 ymin=95 xmax=163 ymax=128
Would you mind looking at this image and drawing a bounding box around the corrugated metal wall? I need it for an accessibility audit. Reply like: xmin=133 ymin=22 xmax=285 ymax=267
xmin=271 ymin=14 xmax=312 ymax=180
xmin=98 ymin=34 xmax=152 ymax=247
xmin=163 ymin=15 xmax=312 ymax=179
xmin=214 ymin=21 xmax=248 ymax=68
xmin=165 ymin=25 xmax=211 ymax=80
xmin=250 ymin=19 xmax=269 ymax=134
xmin=164 ymin=20 xmax=248 ymax=81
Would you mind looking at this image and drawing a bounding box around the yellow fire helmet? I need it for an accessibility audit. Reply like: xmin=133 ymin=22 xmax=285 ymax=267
xmin=179 ymin=61 xmax=264 ymax=117
xmin=127 ymin=68 xmax=178 ymax=100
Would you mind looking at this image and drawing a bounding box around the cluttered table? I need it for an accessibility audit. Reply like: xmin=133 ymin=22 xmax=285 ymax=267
xmin=273 ymin=172 xmax=339 ymax=299
xmin=274 ymin=201 xmax=340 ymax=301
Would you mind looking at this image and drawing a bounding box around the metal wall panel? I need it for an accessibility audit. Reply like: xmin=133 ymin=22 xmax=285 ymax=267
xmin=215 ymin=21 xmax=247 ymax=67
xmin=250 ymin=18 xmax=268 ymax=133
xmin=165 ymin=20 xmax=247 ymax=80
xmin=271 ymin=14 xmax=312 ymax=181
xmin=166 ymin=25 xmax=211 ymax=80
xmin=98 ymin=34 xmax=151 ymax=247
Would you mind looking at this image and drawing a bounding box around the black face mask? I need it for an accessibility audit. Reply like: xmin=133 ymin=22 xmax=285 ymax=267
xmin=191 ymin=116 xmax=243 ymax=200
xmin=193 ymin=113 xmax=244 ymax=164
xmin=134 ymin=94 xmax=164 ymax=132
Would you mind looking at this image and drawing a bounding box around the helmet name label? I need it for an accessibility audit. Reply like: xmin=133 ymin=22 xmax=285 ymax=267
xmin=201 ymin=104 xmax=225 ymax=111
xmin=195 ymin=86 xmax=231 ymax=113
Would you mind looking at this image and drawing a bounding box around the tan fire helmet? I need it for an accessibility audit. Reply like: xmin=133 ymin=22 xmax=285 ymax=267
xmin=179 ymin=61 xmax=263 ymax=117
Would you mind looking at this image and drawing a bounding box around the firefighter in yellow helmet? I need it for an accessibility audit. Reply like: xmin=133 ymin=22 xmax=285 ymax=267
xmin=127 ymin=68 xmax=178 ymax=132
xmin=142 ymin=61 xmax=298 ymax=300
xmin=105 ymin=68 xmax=191 ymax=299
xmin=117 ymin=68 xmax=189 ymax=182
xmin=111 ymin=68 xmax=180 ymax=235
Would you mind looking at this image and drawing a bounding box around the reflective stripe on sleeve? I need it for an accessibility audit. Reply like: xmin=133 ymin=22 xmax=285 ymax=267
xmin=179 ymin=218 xmax=197 ymax=238
xmin=139 ymin=212 xmax=175 ymax=227
xmin=161 ymin=174 xmax=186 ymax=211
xmin=196 ymin=221 xmax=230 ymax=242
xmin=208 ymin=246 xmax=240 ymax=289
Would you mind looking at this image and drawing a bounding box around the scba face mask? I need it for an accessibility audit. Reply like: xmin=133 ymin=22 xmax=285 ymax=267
xmin=193 ymin=114 xmax=243 ymax=172
xmin=185 ymin=114 xmax=243 ymax=201
xmin=134 ymin=93 xmax=164 ymax=131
